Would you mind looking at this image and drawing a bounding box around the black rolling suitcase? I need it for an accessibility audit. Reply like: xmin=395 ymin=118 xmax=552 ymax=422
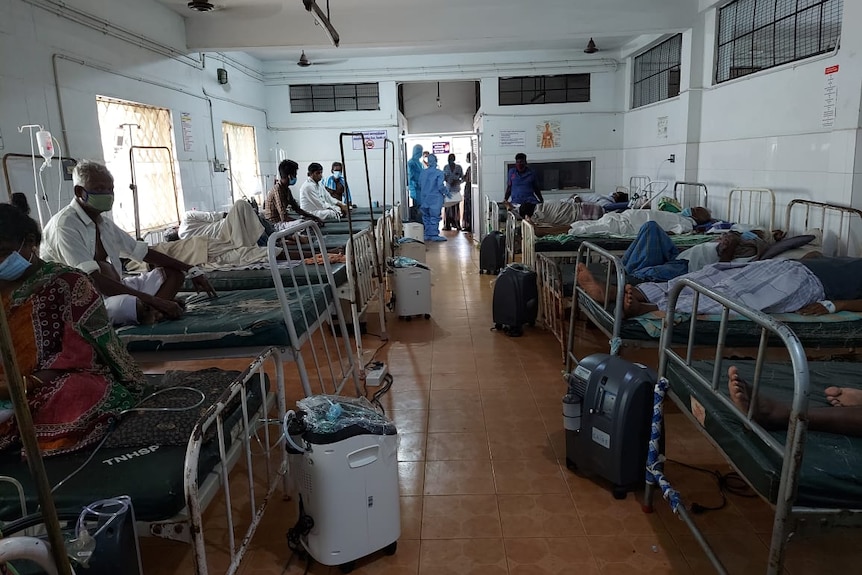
xmin=479 ymin=231 xmax=505 ymax=274
xmin=492 ymin=263 xmax=538 ymax=336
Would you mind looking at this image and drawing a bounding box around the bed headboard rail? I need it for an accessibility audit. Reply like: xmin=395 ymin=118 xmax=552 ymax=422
xmin=727 ymin=188 xmax=776 ymax=231
xmin=785 ymin=199 xmax=862 ymax=257
xmin=673 ymin=181 xmax=708 ymax=210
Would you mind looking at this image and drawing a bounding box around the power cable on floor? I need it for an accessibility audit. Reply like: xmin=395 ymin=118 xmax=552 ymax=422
xmin=667 ymin=458 xmax=756 ymax=514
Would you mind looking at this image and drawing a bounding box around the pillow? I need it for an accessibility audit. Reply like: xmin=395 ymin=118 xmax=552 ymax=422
xmin=758 ymin=234 xmax=816 ymax=260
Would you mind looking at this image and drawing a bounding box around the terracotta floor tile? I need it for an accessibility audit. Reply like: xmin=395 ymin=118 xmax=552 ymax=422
xmin=388 ymin=409 xmax=428 ymax=433
xmin=421 ymin=494 xmax=502 ymax=538
xmin=397 ymin=432 xmax=427 ymax=461
xmin=487 ymin=428 xmax=555 ymax=460
xmin=504 ymin=537 xmax=600 ymax=574
xmin=400 ymin=496 xmax=423 ymax=540
xmin=589 ymin=533 xmax=692 ymax=574
xmin=430 ymin=371 xmax=480 ymax=390
xmin=673 ymin=531 xmax=769 ymax=574
xmin=418 ymin=538 xmax=508 ymax=575
xmin=425 ymin=431 xmax=491 ymax=460
xmin=424 ymin=460 xmax=496 ymax=495
xmin=575 ymin=494 xmax=670 ymax=537
xmin=347 ymin=539 xmax=420 ymax=575
xmin=427 ymin=408 xmax=486 ymax=433
xmin=429 ymin=388 xmax=481 ymax=411
xmin=498 ymin=493 xmax=585 ymax=537
xmin=492 ymin=458 xmax=568 ymax=494
xmin=399 ymin=461 xmax=425 ymax=496
xmin=379 ymin=389 xmax=430 ymax=411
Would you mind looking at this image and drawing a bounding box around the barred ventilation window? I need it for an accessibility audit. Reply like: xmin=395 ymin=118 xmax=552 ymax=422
xmin=290 ymin=83 xmax=380 ymax=113
xmin=716 ymin=0 xmax=843 ymax=84
xmin=222 ymin=122 xmax=262 ymax=204
xmin=96 ymin=96 xmax=182 ymax=236
xmin=498 ymin=74 xmax=590 ymax=106
xmin=632 ymin=34 xmax=682 ymax=109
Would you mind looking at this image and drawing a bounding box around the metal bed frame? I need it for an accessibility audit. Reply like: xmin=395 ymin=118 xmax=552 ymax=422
xmin=727 ymin=188 xmax=776 ymax=232
xmin=643 ymin=278 xmax=862 ymax=575
xmin=672 ymin=181 xmax=708 ymax=210
xmin=784 ymin=199 xmax=862 ymax=257
xmin=125 ymin=222 xmax=361 ymax=399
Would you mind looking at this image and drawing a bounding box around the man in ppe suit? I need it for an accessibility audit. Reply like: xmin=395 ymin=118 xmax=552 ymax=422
xmin=419 ymin=153 xmax=449 ymax=242
xmin=407 ymin=144 xmax=424 ymax=223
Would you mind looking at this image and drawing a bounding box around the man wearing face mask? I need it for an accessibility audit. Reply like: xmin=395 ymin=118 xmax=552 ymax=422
xmin=40 ymin=160 xmax=216 ymax=327
xmin=442 ymin=153 xmax=464 ymax=231
xmin=324 ymin=161 xmax=352 ymax=206
xmin=265 ymin=159 xmax=323 ymax=230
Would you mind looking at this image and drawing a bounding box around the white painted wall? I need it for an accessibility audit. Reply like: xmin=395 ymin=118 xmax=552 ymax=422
xmin=477 ymin=67 xmax=625 ymax=201
xmin=0 ymin=0 xmax=268 ymax=220
xmin=403 ymin=81 xmax=477 ymax=135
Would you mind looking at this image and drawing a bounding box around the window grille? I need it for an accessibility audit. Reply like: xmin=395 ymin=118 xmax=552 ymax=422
xmin=498 ymin=74 xmax=590 ymax=106
xmin=222 ymin=122 xmax=262 ymax=203
xmin=632 ymin=34 xmax=683 ymax=109
xmin=96 ymin=96 xmax=181 ymax=235
xmin=716 ymin=0 xmax=842 ymax=84
xmin=289 ymin=83 xmax=379 ymax=112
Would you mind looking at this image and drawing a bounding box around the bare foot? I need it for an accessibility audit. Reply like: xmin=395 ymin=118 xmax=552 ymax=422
xmin=622 ymin=285 xmax=657 ymax=318
xmin=825 ymin=386 xmax=862 ymax=407
xmin=576 ymin=263 xmax=605 ymax=303
xmin=727 ymin=366 xmax=788 ymax=430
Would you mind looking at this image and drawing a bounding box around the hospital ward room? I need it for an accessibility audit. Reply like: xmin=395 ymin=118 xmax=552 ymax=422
xmin=1 ymin=0 xmax=861 ymax=573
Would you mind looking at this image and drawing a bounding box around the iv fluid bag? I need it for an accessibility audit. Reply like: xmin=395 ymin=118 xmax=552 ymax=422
xmin=36 ymin=130 xmax=54 ymax=164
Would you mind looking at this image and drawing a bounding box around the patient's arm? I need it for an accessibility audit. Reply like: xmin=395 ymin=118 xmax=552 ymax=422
xmin=797 ymin=299 xmax=862 ymax=315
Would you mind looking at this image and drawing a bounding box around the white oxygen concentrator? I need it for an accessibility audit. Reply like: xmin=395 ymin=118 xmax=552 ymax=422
xmin=289 ymin=396 xmax=400 ymax=573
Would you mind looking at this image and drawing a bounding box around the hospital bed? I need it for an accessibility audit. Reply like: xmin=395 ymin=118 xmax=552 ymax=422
xmin=120 ymin=221 xmax=361 ymax=399
xmin=0 ymin=347 xmax=291 ymax=575
xmin=563 ymin=197 xmax=862 ymax=364
xmin=642 ymin=277 xmax=862 ymax=575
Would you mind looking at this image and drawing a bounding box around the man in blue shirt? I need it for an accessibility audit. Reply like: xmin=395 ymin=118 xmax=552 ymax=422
xmin=504 ymin=153 xmax=543 ymax=218
xmin=324 ymin=161 xmax=352 ymax=205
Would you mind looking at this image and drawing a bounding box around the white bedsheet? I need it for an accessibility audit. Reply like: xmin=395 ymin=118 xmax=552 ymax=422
xmin=568 ymin=210 xmax=695 ymax=236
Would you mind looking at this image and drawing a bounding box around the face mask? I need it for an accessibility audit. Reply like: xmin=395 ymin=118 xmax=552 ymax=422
xmin=681 ymin=207 xmax=693 ymax=218
xmin=0 ymin=242 xmax=31 ymax=281
xmin=333 ymin=171 xmax=343 ymax=179
xmin=288 ymin=177 xmax=297 ymax=186
xmin=84 ymin=190 xmax=114 ymax=212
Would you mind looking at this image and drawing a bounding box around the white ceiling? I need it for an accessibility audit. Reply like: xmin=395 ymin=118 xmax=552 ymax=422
xmin=155 ymin=0 xmax=700 ymax=63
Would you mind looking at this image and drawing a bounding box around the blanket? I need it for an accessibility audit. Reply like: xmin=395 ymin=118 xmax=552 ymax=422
xmin=531 ymin=199 xmax=604 ymax=225
xmin=569 ymin=210 xmax=694 ymax=236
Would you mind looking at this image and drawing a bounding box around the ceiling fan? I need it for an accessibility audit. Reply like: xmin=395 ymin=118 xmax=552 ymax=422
xmin=186 ymin=0 xmax=284 ymax=18
xmin=297 ymin=50 xmax=346 ymax=67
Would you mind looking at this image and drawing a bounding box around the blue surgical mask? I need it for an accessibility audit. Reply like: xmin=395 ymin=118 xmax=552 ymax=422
xmin=0 ymin=242 xmax=31 ymax=281
xmin=681 ymin=207 xmax=693 ymax=218
xmin=288 ymin=177 xmax=297 ymax=186
xmin=333 ymin=171 xmax=343 ymax=179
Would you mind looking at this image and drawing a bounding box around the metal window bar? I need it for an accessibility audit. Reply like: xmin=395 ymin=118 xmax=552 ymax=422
xmin=632 ymin=34 xmax=683 ymax=108
xmin=715 ymin=0 xmax=842 ymax=84
xmin=498 ymin=74 xmax=590 ymax=106
xmin=289 ymin=83 xmax=380 ymax=113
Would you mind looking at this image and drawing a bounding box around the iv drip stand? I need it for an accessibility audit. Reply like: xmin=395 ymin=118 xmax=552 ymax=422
xmin=17 ymin=124 xmax=49 ymax=228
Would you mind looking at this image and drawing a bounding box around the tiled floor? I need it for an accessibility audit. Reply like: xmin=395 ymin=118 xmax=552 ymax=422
xmin=139 ymin=230 xmax=861 ymax=574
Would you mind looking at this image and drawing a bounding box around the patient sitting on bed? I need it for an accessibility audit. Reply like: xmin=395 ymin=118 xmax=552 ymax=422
xmin=0 ymin=204 xmax=145 ymax=457
xmin=577 ymin=256 xmax=862 ymax=318
xmin=41 ymin=161 xmax=216 ymax=328
xmin=728 ymin=366 xmax=862 ymax=437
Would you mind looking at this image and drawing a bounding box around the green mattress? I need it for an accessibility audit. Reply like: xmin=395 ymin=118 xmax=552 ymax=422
xmin=118 ymin=285 xmax=332 ymax=352
xmin=319 ymin=220 xmax=373 ymax=235
xmin=181 ymin=263 xmax=347 ymax=292
xmin=666 ymin=359 xmax=862 ymax=508
xmin=577 ymin=292 xmax=862 ymax=349
xmin=0 ymin=369 xmax=267 ymax=522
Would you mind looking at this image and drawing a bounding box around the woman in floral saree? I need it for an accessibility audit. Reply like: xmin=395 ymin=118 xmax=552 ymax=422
xmin=0 ymin=204 xmax=144 ymax=456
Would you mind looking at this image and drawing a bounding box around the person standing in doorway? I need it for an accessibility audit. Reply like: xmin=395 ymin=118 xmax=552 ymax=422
xmin=419 ymin=154 xmax=448 ymax=242
xmin=442 ymin=153 xmax=464 ymax=231
xmin=462 ymin=153 xmax=472 ymax=233
xmin=421 ymin=151 xmax=430 ymax=169
xmin=407 ymin=144 xmax=424 ymax=223
xmin=504 ymin=152 xmax=543 ymax=218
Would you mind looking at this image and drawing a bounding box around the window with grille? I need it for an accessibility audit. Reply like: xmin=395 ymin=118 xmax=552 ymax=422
xmin=96 ymin=96 xmax=182 ymax=236
xmin=716 ymin=0 xmax=843 ymax=84
xmin=498 ymin=75 xmax=590 ymax=106
xmin=289 ymin=83 xmax=380 ymax=112
xmin=222 ymin=122 xmax=262 ymax=204
xmin=632 ymin=34 xmax=682 ymax=109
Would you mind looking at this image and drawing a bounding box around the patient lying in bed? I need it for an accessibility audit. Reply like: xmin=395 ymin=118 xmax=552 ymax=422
xmin=577 ymin=256 xmax=862 ymax=318
xmin=568 ymin=206 xmax=713 ymax=236
xmin=728 ymin=366 xmax=862 ymax=437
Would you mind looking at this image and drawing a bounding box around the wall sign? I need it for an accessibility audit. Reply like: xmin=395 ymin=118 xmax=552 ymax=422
xmin=180 ymin=112 xmax=194 ymax=152
xmin=432 ymin=141 xmax=450 ymax=154
xmin=822 ymin=65 xmax=838 ymax=128
xmin=536 ymin=120 xmax=561 ymax=148
xmin=657 ymin=116 xmax=668 ymax=139
xmin=499 ymin=130 xmax=526 ymax=148
xmin=351 ymin=130 xmax=388 ymax=150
